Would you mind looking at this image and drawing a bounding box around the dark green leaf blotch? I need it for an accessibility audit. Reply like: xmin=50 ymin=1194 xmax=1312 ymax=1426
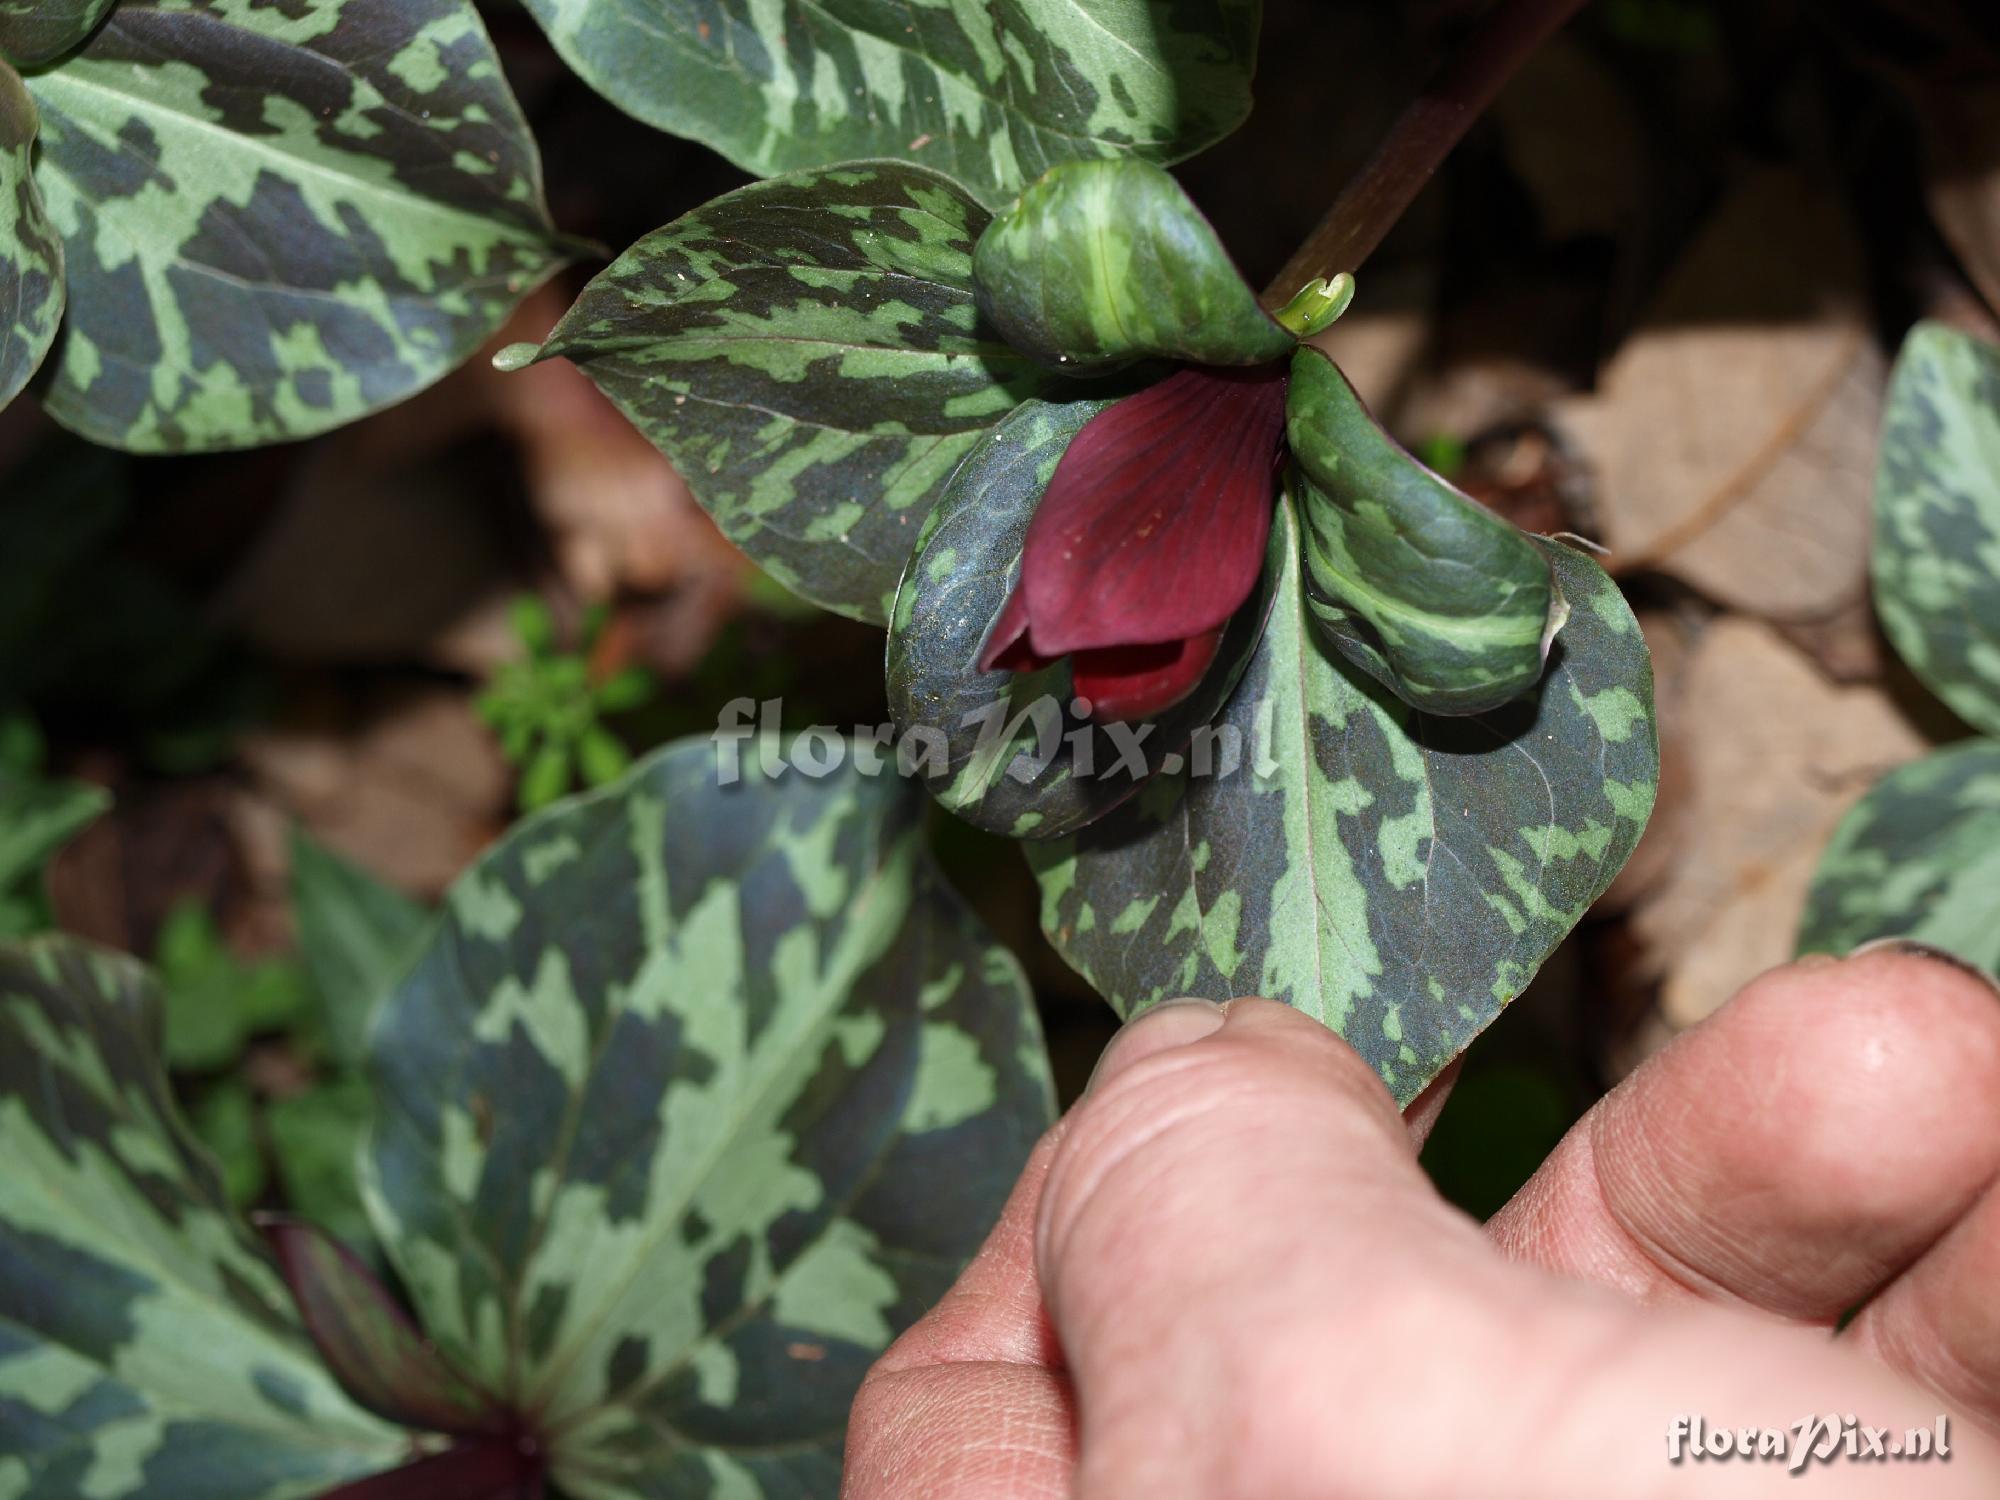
xmin=516 ymin=0 xmax=1261 ymax=209
xmin=0 ymin=937 xmax=406 ymax=1497
xmin=1287 ymin=347 xmax=1562 ymax=717
xmin=1872 ymin=322 xmax=2000 ymax=737
xmin=974 ymin=157 xmax=1292 ymax=373
xmin=522 ymin=162 xmax=1068 ymax=622
xmin=25 ymin=0 xmax=569 ymax=451
xmin=1797 ymin=740 xmax=2000 ymax=976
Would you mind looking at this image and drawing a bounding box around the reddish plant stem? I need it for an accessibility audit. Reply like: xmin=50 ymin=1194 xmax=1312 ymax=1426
xmin=317 ymin=1432 xmax=542 ymax=1500
xmin=1267 ymin=0 xmax=1595 ymax=298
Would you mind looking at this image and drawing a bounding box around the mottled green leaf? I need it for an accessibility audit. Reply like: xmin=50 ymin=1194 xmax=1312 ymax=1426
xmin=0 ymin=62 xmax=62 ymax=412
xmin=292 ymin=830 xmax=428 ymax=1070
xmin=1288 ymin=347 xmax=1562 ymax=717
xmin=1797 ymin=740 xmax=2000 ymax=976
xmin=517 ymin=0 xmax=1258 ymax=210
xmin=25 ymin=0 xmax=568 ymax=452
xmin=0 ymin=937 xmax=406 ymax=1498
xmin=363 ymin=736 xmax=1055 ymax=1496
xmin=887 ymin=394 xmax=1277 ymax=839
xmin=512 ymin=162 xmax=1066 ymax=622
xmin=1029 ymin=494 xmax=1657 ymax=1105
xmin=0 ymin=1 xmax=116 ymax=68
xmin=973 ymin=157 xmax=1291 ymax=372
xmin=1872 ymin=322 xmax=2000 ymax=736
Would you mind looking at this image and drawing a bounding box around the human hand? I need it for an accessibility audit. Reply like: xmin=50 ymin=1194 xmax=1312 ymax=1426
xmin=843 ymin=948 xmax=2000 ymax=1497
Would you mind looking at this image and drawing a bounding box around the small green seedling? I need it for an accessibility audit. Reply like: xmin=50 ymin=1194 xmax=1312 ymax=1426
xmin=477 ymin=596 xmax=655 ymax=811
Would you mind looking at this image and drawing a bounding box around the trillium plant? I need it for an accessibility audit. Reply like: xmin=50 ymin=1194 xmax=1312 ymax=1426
xmin=59 ymin=0 xmax=2000 ymax=1494
xmin=1796 ymin=324 xmax=2000 ymax=973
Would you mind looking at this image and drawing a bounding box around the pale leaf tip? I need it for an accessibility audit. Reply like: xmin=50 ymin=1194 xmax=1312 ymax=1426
xmin=492 ymin=342 xmax=542 ymax=374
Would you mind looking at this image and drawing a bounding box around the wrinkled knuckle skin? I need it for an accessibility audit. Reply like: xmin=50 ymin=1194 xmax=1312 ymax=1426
xmin=1042 ymin=1008 xmax=1406 ymax=1274
xmin=1041 ymin=1042 xmax=1245 ymax=1268
xmin=1596 ymin=952 xmax=2000 ymax=1305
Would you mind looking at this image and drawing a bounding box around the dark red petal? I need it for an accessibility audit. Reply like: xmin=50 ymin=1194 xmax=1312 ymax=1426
xmin=1021 ymin=364 xmax=1287 ymax=655
xmin=1070 ymin=626 xmax=1225 ymax=722
xmin=976 ymin=581 xmax=1052 ymax=673
xmin=316 ymin=1434 xmax=541 ymax=1500
xmin=260 ymin=1217 xmax=500 ymax=1437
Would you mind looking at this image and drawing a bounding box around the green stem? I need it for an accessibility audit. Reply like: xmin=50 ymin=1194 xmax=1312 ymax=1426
xmin=1267 ymin=0 xmax=1595 ymax=299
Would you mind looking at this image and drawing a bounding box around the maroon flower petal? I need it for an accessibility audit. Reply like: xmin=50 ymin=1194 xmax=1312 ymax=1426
xmin=1020 ymin=364 xmax=1287 ymax=655
xmin=1070 ymin=626 xmax=1225 ymax=722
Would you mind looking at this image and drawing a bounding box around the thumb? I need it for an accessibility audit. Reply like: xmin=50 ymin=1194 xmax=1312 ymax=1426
xmin=1034 ymin=998 xmax=1500 ymax=1500
xmin=1036 ymin=999 xmax=2000 ymax=1500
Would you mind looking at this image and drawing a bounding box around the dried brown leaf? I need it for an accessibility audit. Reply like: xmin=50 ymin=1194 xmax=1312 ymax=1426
xmin=241 ymin=688 xmax=510 ymax=899
xmin=490 ymin=289 xmax=749 ymax=602
xmin=1628 ymin=619 xmax=1927 ymax=1028
xmin=1557 ymin=169 xmax=1884 ymax=621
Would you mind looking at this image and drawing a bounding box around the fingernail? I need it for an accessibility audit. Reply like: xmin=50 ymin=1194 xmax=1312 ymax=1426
xmin=1846 ymin=937 xmax=2000 ymax=999
xmin=1083 ymin=998 xmax=1228 ymax=1098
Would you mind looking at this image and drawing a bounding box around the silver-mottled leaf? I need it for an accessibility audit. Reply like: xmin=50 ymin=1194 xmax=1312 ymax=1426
xmin=1030 ymin=494 xmax=1657 ymax=1105
xmin=1797 ymin=739 xmax=2000 ymax=976
xmin=1288 ymin=347 xmax=1562 ymax=716
xmin=518 ymin=0 xmax=1260 ymax=208
xmin=0 ymin=0 xmax=116 ymax=68
xmin=26 ymin=0 xmax=568 ymax=452
xmin=0 ymin=938 xmax=407 ymax=1499
xmin=514 ymin=162 xmax=1066 ymax=622
xmin=0 ymin=62 xmax=62 ymax=412
xmin=1873 ymin=321 xmax=2000 ymax=736
xmin=363 ymin=737 xmax=1054 ymax=1497
xmin=972 ymin=156 xmax=1291 ymax=371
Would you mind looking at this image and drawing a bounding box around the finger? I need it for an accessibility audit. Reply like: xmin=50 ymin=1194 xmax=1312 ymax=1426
xmin=1846 ymin=1179 xmax=2000 ymax=1430
xmin=1838 ymin=953 xmax=2000 ymax=1427
xmin=1487 ymin=949 xmax=2000 ymax=1320
xmin=841 ymin=1003 xmax=1454 ymax=1500
xmin=1038 ymin=996 xmax=2000 ymax=1499
xmin=1099 ymin=1002 xmax=1461 ymax=1143
xmin=1034 ymin=997 xmax=1515 ymax=1499
xmin=842 ymin=1129 xmax=1074 ymax=1500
